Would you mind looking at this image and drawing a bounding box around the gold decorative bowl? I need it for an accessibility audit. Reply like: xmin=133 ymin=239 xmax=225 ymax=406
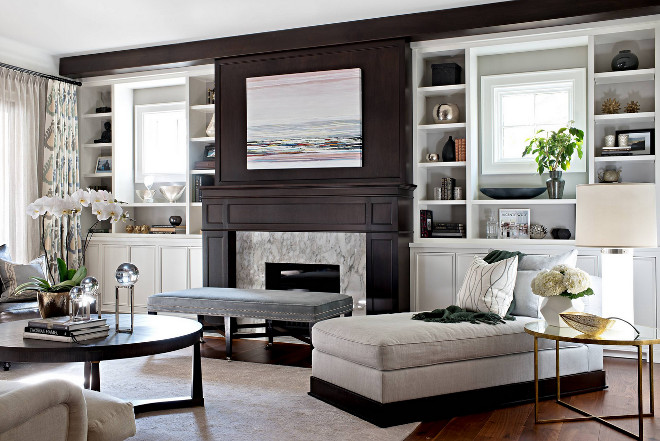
xmin=559 ymin=312 xmax=615 ymax=336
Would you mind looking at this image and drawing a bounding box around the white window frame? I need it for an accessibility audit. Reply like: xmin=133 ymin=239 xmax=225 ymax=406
xmin=481 ymin=68 xmax=586 ymax=175
xmin=134 ymin=101 xmax=187 ymax=183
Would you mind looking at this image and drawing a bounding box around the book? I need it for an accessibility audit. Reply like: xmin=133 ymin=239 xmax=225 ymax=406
xmin=23 ymin=330 xmax=109 ymax=343
xmin=193 ymin=160 xmax=215 ymax=169
xmin=600 ymin=152 xmax=633 ymax=156
xmin=25 ymin=325 xmax=110 ymax=337
xmin=193 ymin=175 xmax=214 ymax=202
xmin=27 ymin=317 xmax=106 ymax=331
xmin=420 ymin=210 xmax=433 ymax=238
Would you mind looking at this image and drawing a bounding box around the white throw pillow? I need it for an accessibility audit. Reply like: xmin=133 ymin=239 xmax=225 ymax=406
xmin=457 ymin=255 xmax=519 ymax=317
xmin=512 ymin=270 xmax=542 ymax=318
xmin=518 ymin=249 xmax=578 ymax=270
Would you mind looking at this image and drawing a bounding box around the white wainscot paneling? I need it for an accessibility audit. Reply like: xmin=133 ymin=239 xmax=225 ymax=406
xmin=161 ymin=247 xmax=188 ymax=292
xmin=129 ymin=246 xmax=157 ymax=309
xmin=576 ymin=255 xmax=598 ymax=276
xmin=634 ymin=256 xmax=657 ymax=328
xmin=414 ymin=253 xmax=455 ymax=312
xmin=102 ymin=245 xmax=129 ymax=308
xmin=189 ymin=247 xmax=203 ymax=289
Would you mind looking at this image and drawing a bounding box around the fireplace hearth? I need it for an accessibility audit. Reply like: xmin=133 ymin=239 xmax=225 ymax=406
xmin=266 ymin=263 xmax=340 ymax=293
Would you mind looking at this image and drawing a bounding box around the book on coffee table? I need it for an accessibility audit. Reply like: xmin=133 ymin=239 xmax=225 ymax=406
xmin=24 ymin=325 xmax=110 ymax=337
xmin=27 ymin=317 xmax=107 ymax=331
xmin=23 ymin=329 xmax=109 ymax=342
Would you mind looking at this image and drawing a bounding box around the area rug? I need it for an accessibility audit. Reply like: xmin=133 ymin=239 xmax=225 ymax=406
xmin=1 ymin=347 xmax=417 ymax=441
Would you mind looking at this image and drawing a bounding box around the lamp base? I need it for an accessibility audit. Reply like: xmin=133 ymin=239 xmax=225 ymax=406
xmin=601 ymin=249 xmax=634 ymax=325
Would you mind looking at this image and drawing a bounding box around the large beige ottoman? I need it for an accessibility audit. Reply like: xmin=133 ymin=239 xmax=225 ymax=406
xmin=309 ymin=313 xmax=605 ymax=427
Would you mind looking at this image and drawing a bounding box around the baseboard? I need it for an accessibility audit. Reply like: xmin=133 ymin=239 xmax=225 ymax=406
xmin=309 ymin=370 xmax=607 ymax=428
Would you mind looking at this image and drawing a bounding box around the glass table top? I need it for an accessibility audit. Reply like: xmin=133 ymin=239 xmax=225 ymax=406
xmin=524 ymin=320 xmax=660 ymax=346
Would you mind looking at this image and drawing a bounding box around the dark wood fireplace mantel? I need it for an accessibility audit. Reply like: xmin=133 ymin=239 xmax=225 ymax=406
xmin=202 ymin=183 xmax=415 ymax=314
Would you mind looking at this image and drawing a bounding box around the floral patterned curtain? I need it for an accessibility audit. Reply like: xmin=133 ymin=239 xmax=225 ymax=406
xmin=41 ymin=80 xmax=81 ymax=273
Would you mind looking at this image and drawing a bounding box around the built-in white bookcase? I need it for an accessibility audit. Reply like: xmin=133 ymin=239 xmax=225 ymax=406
xmin=78 ymin=65 xmax=215 ymax=237
xmin=411 ymin=20 xmax=660 ymax=246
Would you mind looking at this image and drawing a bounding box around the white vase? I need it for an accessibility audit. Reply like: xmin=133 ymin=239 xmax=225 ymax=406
xmin=540 ymin=296 xmax=584 ymax=328
xmin=206 ymin=114 xmax=215 ymax=137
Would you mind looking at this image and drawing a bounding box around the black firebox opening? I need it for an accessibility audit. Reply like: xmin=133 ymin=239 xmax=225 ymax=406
xmin=265 ymin=262 xmax=340 ymax=294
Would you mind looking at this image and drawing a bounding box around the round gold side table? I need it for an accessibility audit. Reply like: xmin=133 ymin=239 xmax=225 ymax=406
xmin=524 ymin=321 xmax=660 ymax=440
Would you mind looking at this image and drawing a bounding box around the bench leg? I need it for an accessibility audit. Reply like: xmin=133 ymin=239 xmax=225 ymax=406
xmin=342 ymin=311 xmax=352 ymax=317
xmin=148 ymin=311 xmax=157 ymax=315
xmin=224 ymin=316 xmax=233 ymax=361
xmin=265 ymin=320 xmax=274 ymax=349
xmin=197 ymin=315 xmax=206 ymax=343
xmin=2 ymin=362 xmax=10 ymax=371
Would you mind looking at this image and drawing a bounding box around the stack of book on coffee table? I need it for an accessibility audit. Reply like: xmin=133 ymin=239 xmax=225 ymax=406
xmin=23 ymin=317 xmax=109 ymax=342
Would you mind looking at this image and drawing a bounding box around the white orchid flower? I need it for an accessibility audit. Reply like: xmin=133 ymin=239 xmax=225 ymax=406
xmin=72 ymin=189 xmax=92 ymax=208
xmin=26 ymin=203 xmax=41 ymax=219
xmin=104 ymin=203 xmax=123 ymax=223
xmin=50 ymin=197 xmax=67 ymax=218
xmin=92 ymin=201 xmax=110 ymax=221
xmin=97 ymin=190 xmax=112 ymax=202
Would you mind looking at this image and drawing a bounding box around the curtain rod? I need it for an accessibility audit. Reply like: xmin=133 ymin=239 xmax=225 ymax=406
xmin=0 ymin=62 xmax=82 ymax=86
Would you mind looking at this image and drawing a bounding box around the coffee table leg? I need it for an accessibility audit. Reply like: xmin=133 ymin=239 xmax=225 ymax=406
xmin=91 ymin=361 xmax=100 ymax=392
xmin=638 ymin=346 xmax=644 ymax=440
xmin=84 ymin=362 xmax=90 ymax=389
xmin=534 ymin=336 xmax=539 ymax=423
xmin=224 ymin=316 xmax=233 ymax=360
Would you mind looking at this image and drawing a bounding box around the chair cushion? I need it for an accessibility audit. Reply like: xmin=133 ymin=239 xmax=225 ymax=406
xmin=312 ymin=312 xmax=580 ymax=371
xmin=83 ymin=389 xmax=136 ymax=441
xmin=148 ymin=287 xmax=353 ymax=322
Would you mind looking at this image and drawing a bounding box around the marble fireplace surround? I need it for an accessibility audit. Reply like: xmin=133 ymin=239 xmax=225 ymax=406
xmin=236 ymin=232 xmax=367 ymax=314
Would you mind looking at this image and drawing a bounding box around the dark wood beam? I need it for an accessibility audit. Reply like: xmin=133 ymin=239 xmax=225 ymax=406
xmin=60 ymin=0 xmax=660 ymax=77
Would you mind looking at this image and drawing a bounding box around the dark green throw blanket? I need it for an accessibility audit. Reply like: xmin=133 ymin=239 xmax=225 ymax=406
xmin=412 ymin=250 xmax=525 ymax=325
xmin=412 ymin=305 xmax=514 ymax=325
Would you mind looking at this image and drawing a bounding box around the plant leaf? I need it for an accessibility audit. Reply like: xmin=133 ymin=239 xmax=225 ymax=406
xmin=71 ymin=266 xmax=87 ymax=285
xmin=57 ymin=258 xmax=68 ymax=283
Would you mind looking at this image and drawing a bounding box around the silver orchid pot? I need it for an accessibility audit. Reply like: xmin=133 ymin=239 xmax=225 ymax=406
xmin=546 ymin=170 xmax=565 ymax=199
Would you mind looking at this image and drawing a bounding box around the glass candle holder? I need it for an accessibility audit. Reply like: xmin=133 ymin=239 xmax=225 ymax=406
xmin=70 ymin=286 xmax=90 ymax=321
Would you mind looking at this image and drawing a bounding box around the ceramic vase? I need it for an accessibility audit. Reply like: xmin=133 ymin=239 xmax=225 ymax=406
xmin=206 ymin=114 xmax=215 ymax=137
xmin=432 ymin=103 xmax=459 ymax=124
xmin=442 ymin=136 xmax=456 ymax=162
xmin=611 ymin=50 xmax=639 ymax=71
xmin=540 ymin=296 xmax=584 ymax=328
xmin=546 ymin=170 xmax=565 ymax=199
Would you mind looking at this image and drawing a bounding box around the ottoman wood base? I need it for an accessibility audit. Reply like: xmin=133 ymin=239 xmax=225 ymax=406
xmin=309 ymin=371 xmax=606 ymax=428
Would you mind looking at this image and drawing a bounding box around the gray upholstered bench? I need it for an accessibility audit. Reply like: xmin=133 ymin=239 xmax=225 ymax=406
xmin=147 ymin=287 xmax=353 ymax=359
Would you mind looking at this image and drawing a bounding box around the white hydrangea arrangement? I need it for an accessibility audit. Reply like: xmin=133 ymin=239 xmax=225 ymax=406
xmin=531 ymin=265 xmax=594 ymax=300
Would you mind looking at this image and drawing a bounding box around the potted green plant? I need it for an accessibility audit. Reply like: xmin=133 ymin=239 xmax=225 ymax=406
xmin=522 ymin=123 xmax=584 ymax=199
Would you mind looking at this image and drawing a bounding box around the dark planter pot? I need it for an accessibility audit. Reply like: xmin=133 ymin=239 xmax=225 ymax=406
xmin=611 ymin=50 xmax=639 ymax=71
xmin=546 ymin=170 xmax=565 ymax=199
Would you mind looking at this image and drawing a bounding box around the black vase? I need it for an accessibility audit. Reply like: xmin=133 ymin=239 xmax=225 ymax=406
xmin=169 ymin=215 xmax=182 ymax=227
xmin=611 ymin=50 xmax=639 ymax=71
xmin=442 ymin=136 xmax=455 ymax=162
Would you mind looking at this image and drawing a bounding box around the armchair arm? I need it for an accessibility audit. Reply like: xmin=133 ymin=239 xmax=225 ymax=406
xmin=0 ymin=379 xmax=87 ymax=441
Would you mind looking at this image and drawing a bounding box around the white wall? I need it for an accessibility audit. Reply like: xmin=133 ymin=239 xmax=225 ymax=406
xmin=0 ymin=35 xmax=58 ymax=75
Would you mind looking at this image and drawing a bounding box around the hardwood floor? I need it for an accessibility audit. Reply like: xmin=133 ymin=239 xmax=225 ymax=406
xmin=405 ymin=357 xmax=660 ymax=441
xmin=200 ymin=339 xmax=657 ymax=439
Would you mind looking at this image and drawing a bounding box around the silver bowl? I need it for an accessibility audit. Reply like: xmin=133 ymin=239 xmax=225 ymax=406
xmin=135 ymin=189 xmax=156 ymax=202
xmin=159 ymin=185 xmax=186 ymax=203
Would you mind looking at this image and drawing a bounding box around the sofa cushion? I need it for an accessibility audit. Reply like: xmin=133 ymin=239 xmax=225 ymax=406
xmin=82 ymin=389 xmax=136 ymax=441
xmin=0 ymin=301 xmax=40 ymax=324
xmin=312 ymin=312 xmax=580 ymax=371
xmin=512 ymin=270 xmax=542 ymax=318
xmin=456 ymin=255 xmax=518 ymax=317
xmin=0 ymin=245 xmax=10 ymax=293
xmin=0 ymin=256 xmax=47 ymax=302
xmin=518 ymin=249 xmax=578 ymax=271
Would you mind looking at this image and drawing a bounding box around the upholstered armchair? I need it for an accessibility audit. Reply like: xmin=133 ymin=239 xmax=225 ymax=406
xmin=0 ymin=379 xmax=136 ymax=441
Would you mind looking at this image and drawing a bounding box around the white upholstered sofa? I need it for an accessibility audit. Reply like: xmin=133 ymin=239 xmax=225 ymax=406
xmin=310 ymin=275 xmax=605 ymax=427
xmin=0 ymin=380 xmax=136 ymax=441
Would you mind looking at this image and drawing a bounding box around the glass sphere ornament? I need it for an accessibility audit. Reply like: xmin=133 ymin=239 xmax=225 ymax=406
xmin=115 ymin=263 xmax=139 ymax=286
xmin=81 ymin=276 xmax=99 ymax=295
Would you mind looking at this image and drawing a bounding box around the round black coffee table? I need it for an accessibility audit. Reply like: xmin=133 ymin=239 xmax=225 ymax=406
xmin=0 ymin=314 xmax=203 ymax=414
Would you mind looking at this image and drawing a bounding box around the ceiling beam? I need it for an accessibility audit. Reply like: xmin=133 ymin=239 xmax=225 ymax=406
xmin=60 ymin=0 xmax=660 ymax=78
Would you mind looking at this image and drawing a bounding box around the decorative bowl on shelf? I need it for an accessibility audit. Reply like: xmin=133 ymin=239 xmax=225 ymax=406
xmin=479 ymin=187 xmax=546 ymax=200
xmin=559 ymin=312 xmax=615 ymax=336
xmin=159 ymin=185 xmax=186 ymax=203
xmin=135 ymin=189 xmax=156 ymax=203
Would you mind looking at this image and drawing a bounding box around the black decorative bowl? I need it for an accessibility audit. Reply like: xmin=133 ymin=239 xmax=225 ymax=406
xmin=480 ymin=187 xmax=546 ymax=200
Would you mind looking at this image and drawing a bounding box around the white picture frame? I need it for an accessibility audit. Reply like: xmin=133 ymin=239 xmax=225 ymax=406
xmin=96 ymin=156 xmax=112 ymax=173
xmin=498 ymin=208 xmax=530 ymax=239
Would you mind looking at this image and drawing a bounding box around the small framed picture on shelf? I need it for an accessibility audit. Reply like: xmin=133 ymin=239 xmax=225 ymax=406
xmin=499 ymin=208 xmax=530 ymax=239
xmin=615 ymin=128 xmax=655 ymax=155
xmin=95 ymin=156 xmax=112 ymax=173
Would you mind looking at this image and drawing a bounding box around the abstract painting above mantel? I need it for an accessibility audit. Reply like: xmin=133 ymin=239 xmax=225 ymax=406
xmin=246 ymin=68 xmax=362 ymax=170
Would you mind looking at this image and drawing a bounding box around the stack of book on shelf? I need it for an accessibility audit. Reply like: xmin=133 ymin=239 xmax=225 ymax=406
xmin=432 ymin=223 xmax=465 ymax=238
xmin=420 ymin=210 xmax=433 ymax=238
xmin=151 ymin=225 xmax=186 ymax=234
xmin=193 ymin=160 xmax=215 ymax=170
xmin=193 ymin=175 xmax=214 ymax=202
xmin=454 ymin=138 xmax=466 ymax=161
xmin=24 ymin=317 xmax=109 ymax=342
xmin=601 ymin=145 xmax=632 ymax=156
xmin=440 ymin=177 xmax=456 ymax=200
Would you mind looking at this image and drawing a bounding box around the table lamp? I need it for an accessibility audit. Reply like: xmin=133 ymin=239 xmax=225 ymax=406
xmin=575 ymin=183 xmax=657 ymax=324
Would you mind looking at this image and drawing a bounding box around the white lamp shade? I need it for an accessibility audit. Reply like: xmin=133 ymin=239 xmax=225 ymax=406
xmin=576 ymin=183 xmax=657 ymax=248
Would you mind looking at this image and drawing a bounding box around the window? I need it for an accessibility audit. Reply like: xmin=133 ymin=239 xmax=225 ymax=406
xmin=134 ymin=102 xmax=186 ymax=183
xmin=481 ymin=68 xmax=586 ymax=174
